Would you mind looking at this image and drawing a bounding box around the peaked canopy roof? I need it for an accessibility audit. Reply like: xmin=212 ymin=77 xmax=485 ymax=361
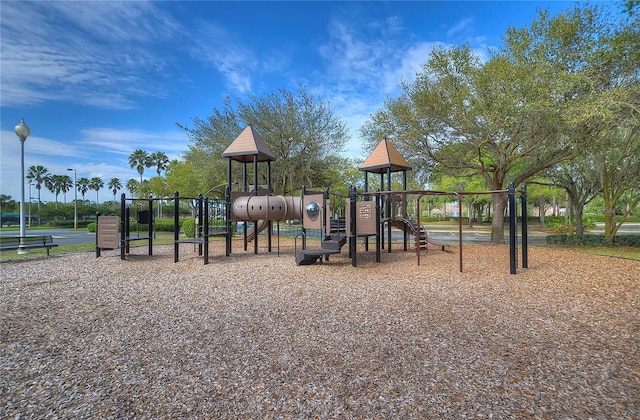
xmin=359 ymin=138 xmax=412 ymax=174
xmin=222 ymin=125 xmax=276 ymax=162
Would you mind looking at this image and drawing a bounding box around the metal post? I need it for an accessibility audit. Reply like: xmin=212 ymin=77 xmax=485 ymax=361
xmin=458 ymin=194 xmax=463 ymax=273
xmin=28 ymin=183 xmax=32 ymax=228
xmin=174 ymin=191 xmax=180 ymax=263
xmin=350 ymin=186 xmax=357 ymax=267
xmin=120 ymin=193 xmax=126 ymax=260
xmin=148 ymin=196 xmax=153 ymax=256
xmin=508 ymin=182 xmax=517 ymax=274
xmin=225 ymin=185 xmax=231 ymax=256
xmin=521 ymin=184 xmax=528 ymax=269
xmin=387 ymin=167 xmax=392 ymax=254
xmin=203 ymin=197 xmax=209 ymax=265
xmin=96 ymin=212 xmax=101 ymax=258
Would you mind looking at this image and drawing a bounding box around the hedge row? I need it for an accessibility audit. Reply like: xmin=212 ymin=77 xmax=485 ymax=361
xmin=546 ymin=234 xmax=640 ymax=247
xmin=87 ymin=218 xmax=227 ymax=236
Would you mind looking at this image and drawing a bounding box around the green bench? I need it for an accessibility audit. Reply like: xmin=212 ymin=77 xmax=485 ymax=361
xmin=0 ymin=235 xmax=59 ymax=255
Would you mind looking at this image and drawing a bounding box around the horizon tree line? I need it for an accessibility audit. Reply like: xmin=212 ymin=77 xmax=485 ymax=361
xmin=10 ymin=150 xmax=170 ymax=209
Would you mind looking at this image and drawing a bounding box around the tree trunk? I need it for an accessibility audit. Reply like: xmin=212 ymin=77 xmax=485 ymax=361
xmin=603 ymin=205 xmax=617 ymax=245
xmin=490 ymin=194 xmax=506 ymax=244
xmin=575 ymin=205 xmax=584 ymax=235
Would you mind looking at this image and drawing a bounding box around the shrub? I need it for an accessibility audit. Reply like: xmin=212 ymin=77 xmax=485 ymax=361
xmin=615 ymin=235 xmax=640 ymax=247
xmin=154 ymin=218 xmax=175 ymax=232
xmin=546 ymin=234 xmax=640 ymax=247
xmin=182 ymin=218 xmax=196 ymax=238
xmin=87 ymin=222 xmax=96 ymax=233
xmin=545 ymin=217 xmax=568 ymax=233
xmin=544 ymin=216 xmax=596 ymax=233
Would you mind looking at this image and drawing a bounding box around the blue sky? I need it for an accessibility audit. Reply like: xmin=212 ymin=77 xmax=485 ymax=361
xmin=1 ymin=0 xmax=585 ymax=204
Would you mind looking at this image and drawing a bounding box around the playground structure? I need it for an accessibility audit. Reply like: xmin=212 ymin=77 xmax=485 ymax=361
xmin=96 ymin=127 xmax=529 ymax=274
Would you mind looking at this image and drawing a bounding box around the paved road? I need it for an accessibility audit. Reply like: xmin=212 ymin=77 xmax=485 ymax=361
xmin=1 ymin=222 xmax=638 ymax=249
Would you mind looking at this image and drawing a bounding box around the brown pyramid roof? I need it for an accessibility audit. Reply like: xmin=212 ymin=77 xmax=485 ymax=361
xmin=359 ymin=138 xmax=412 ymax=173
xmin=222 ymin=125 xmax=276 ymax=162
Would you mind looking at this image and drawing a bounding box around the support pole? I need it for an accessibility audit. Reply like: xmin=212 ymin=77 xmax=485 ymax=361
xmin=96 ymin=212 xmax=101 ymax=258
xmin=120 ymin=193 xmax=126 ymax=260
xmin=458 ymin=194 xmax=463 ymax=273
xmin=148 ymin=196 xmax=153 ymax=256
xmin=376 ymin=190 xmax=381 ymax=263
xmin=521 ymin=184 xmax=528 ymax=269
xmin=226 ymin=160 xmax=232 ymax=256
xmin=174 ymin=191 xmax=180 ymax=263
xmin=350 ymin=186 xmax=357 ymax=267
xmin=197 ymin=194 xmax=203 ymax=256
xmin=225 ymin=185 xmax=231 ymax=256
xmin=508 ymin=182 xmax=517 ymax=274
xmin=203 ymin=197 xmax=209 ymax=265
xmin=387 ymin=167 xmax=392 ymax=254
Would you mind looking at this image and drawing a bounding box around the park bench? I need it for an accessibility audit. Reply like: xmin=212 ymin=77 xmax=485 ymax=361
xmin=0 ymin=235 xmax=59 ymax=255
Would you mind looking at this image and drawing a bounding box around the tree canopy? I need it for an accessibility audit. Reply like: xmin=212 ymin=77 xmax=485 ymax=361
xmin=178 ymin=85 xmax=350 ymax=196
xmin=361 ymin=4 xmax=638 ymax=243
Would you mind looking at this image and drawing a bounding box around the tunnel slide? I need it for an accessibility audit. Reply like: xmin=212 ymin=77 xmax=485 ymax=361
xmin=231 ymin=195 xmax=303 ymax=242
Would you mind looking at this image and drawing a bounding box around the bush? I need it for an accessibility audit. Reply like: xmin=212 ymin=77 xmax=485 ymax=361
xmin=154 ymin=218 xmax=175 ymax=232
xmin=89 ymin=218 xmax=176 ymax=233
xmin=546 ymin=234 xmax=640 ymax=247
xmin=544 ymin=216 xmax=596 ymax=233
xmin=182 ymin=218 xmax=196 ymax=238
xmin=614 ymin=235 xmax=640 ymax=247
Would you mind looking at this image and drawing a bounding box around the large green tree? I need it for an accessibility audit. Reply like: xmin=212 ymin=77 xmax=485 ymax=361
xmin=361 ymin=5 xmax=626 ymax=244
xmin=148 ymin=151 xmax=170 ymax=176
xmin=89 ymin=177 xmax=104 ymax=205
xmin=76 ymin=177 xmax=90 ymax=202
xmin=165 ymin=160 xmax=208 ymax=199
xmin=44 ymin=174 xmax=70 ymax=208
xmin=108 ymin=177 xmax=123 ymax=209
xmin=129 ymin=149 xmax=151 ymax=185
xmin=26 ymin=165 xmax=49 ymax=212
xmin=178 ymin=85 xmax=349 ymax=196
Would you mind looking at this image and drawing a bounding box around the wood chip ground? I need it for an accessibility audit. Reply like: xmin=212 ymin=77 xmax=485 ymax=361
xmin=1 ymin=240 xmax=638 ymax=418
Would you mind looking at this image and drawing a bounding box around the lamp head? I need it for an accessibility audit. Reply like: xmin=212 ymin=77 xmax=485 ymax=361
xmin=14 ymin=119 xmax=30 ymax=140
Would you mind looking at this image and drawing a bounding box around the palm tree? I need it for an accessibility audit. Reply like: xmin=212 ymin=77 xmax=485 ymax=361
xmin=26 ymin=165 xmax=49 ymax=212
xmin=44 ymin=174 xmax=61 ymax=208
xmin=59 ymin=175 xmax=73 ymax=204
xmin=89 ymin=177 xmax=104 ymax=205
xmin=108 ymin=177 xmax=123 ymax=209
xmin=149 ymin=151 xmax=170 ymax=176
xmin=76 ymin=177 xmax=90 ymax=202
xmin=129 ymin=149 xmax=150 ymax=185
xmin=126 ymin=178 xmax=139 ymax=198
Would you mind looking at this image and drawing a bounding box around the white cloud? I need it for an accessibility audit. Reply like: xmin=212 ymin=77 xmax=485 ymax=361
xmin=0 ymin=1 xmax=179 ymax=109
xmin=80 ymin=128 xmax=188 ymax=158
xmin=190 ymin=21 xmax=257 ymax=94
xmin=446 ymin=17 xmax=475 ymax=38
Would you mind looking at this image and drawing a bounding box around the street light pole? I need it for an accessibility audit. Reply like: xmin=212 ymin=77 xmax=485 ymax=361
xmin=67 ymin=168 xmax=78 ymax=230
xmin=28 ymin=183 xmax=32 ymax=228
xmin=14 ymin=119 xmax=30 ymax=253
